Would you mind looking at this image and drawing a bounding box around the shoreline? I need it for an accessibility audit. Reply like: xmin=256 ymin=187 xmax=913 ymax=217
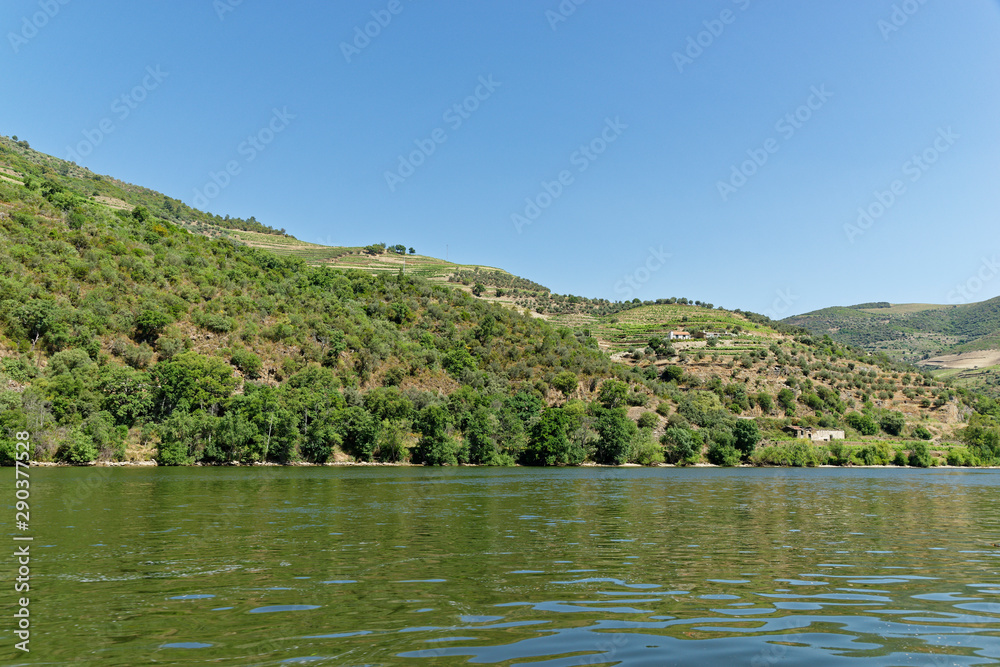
xmin=22 ymin=461 xmax=1000 ymax=469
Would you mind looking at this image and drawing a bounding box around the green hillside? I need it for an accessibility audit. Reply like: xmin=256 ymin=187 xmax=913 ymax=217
xmin=3 ymin=135 xmax=1000 ymax=468
xmin=784 ymin=299 xmax=1000 ymax=363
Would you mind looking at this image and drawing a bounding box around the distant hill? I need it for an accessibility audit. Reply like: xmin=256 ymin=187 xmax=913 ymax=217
xmin=784 ymin=298 xmax=1000 ymax=398
xmin=784 ymin=299 xmax=1000 ymax=363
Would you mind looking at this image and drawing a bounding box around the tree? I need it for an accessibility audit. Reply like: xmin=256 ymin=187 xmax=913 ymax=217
xmin=551 ymin=371 xmax=578 ymax=396
xmin=661 ymin=365 xmax=684 ymax=383
xmin=56 ymin=428 xmax=98 ymax=464
xmin=408 ymin=247 xmax=415 ymax=254
xmin=338 ymin=406 xmax=379 ymax=461
xmin=523 ymin=407 xmax=580 ymax=466
xmin=152 ymin=351 xmax=237 ymax=416
xmin=594 ymin=407 xmax=637 ymax=465
xmin=661 ymin=426 xmax=700 ymax=465
xmin=135 ymin=309 xmax=173 ymax=344
xmin=598 ymin=380 xmax=628 ymax=409
xmin=908 ymin=441 xmax=931 ymax=467
xmin=880 ymin=411 xmax=906 ymax=437
xmin=465 ymin=407 xmax=509 ymax=465
xmin=99 ymin=365 xmax=152 ymax=427
xmin=731 ymin=419 xmax=760 ymax=457
xmin=472 ymin=283 xmax=486 ymax=297
xmin=413 ymin=405 xmax=458 ymax=465
xmin=777 ymin=388 xmax=796 ymax=415
xmin=707 ymin=440 xmax=740 ymax=466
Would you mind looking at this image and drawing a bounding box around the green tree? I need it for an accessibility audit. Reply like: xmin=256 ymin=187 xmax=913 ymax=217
xmin=846 ymin=412 xmax=879 ymax=436
xmin=707 ymin=440 xmax=741 ymax=466
xmin=731 ymin=419 xmax=760 ymax=457
xmin=598 ymin=380 xmax=629 ymax=409
xmin=908 ymin=441 xmax=931 ymax=467
xmin=413 ymin=404 xmax=458 ymax=466
xmin=594 ymin=407 xmax=637 ymax=465
xmin=660 ymin=365 xmax=684 ymax=383
xmin=523 ymin=407 xmax=580 ymax=466
xmin=661 ymin=426 xmax=700 ymax=465
xmin=471 ymin=283 xmax=486 ymax=297
xmin=152 ymin=351 xmax=237 ymax=415
xmin=135 ymin=309 xmax=172 ymax=344
xmin=551 ymin=371 xmax=578 ymax=396
xmin=338 ymin=406 xmax=379 ymax=461
xmin=99 ymin=365 xmax=152 ymax=426
xmin=56 ymin=428 xmax=98 ymax=464
xmin=777 ymin=388 xmax=796 ymax=415
xmin=879 ymin=411 xmax=906 ymax=437
xmin=156 ymin=410 xmax=218 ymax=465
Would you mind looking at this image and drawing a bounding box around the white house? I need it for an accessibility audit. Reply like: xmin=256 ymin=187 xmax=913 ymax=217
xmin=669 ymin=331 xmax=691 ymax=340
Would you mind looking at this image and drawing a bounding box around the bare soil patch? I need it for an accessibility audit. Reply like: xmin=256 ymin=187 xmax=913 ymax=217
xmin=921 ymin=349 xmax=1000 ymax=370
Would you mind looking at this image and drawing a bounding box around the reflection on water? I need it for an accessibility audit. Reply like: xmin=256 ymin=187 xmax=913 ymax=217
xmin=13 ymin=467 xmax=1000 ymax=665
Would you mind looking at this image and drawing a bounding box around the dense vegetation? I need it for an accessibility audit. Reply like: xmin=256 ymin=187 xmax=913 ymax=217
xmin=2 ymin=137 xmax=999 ymax=468
xmin=0 ymin=135 xmax=287 ymax=236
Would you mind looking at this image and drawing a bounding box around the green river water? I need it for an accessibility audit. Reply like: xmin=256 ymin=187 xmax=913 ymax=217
xmin=5 ymin=466 xmax=1000 ymax=665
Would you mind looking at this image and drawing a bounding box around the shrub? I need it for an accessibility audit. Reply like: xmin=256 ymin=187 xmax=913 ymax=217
xmin=636 ymin=412 xmax=659 ymax=429
xmin=858 ymin=441 xmax=891 ymax=466
xmin=56 ymin=428 xmax=98 ymax=464
xmin=777 ymin=388 xmax=796 ymax=415
xmin=707 ymin=441 xmax=741 ymax=466
xmin=946 ymin=447 xmax=968 ymax=466
xmin=751 ymin=441 xmax=818 ymax=467
xmin=661 ymin=426 xmax=701 ymax=465
xmin=551 ymin=371 xmax=578 ymax=395
xmin=908 ymin=441 xmax=931 ymax=468
xmin=731 ymin=419 xmax=760 ymax=457
xmin=229 ymin=348 xmax=262 ymax=380
xmin=846 ymin=412 xmax=879 ymax=436
xmin=631 ymin=431 xmax=664 ymax=466
xmin=912 ymin=425 xmax=932 ymax=441
xmin=879 ymin=412 xmax=906 ymax=437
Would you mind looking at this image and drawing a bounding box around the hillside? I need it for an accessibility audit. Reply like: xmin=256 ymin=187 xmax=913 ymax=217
xmin=2 ymin=135 xmax=1000 ymax=468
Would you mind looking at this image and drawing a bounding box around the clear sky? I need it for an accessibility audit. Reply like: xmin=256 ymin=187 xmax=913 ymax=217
xmin=3 ymin=0 xmax=999 ymax=316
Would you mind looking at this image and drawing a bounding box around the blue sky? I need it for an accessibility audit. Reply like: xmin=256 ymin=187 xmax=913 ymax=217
xmin=3 ymin=0 xmax=999 ymax=316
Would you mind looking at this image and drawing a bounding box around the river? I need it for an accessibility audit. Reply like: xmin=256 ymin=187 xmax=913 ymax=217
xmin=9 ymin=466 xmax=1000 ymax=665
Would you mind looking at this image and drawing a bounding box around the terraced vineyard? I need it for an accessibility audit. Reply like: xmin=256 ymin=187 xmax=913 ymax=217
xmin=590 ymin=304 xmax=773 ymax=352
xmin=219 ymin=229 xmax=505 ymax=280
